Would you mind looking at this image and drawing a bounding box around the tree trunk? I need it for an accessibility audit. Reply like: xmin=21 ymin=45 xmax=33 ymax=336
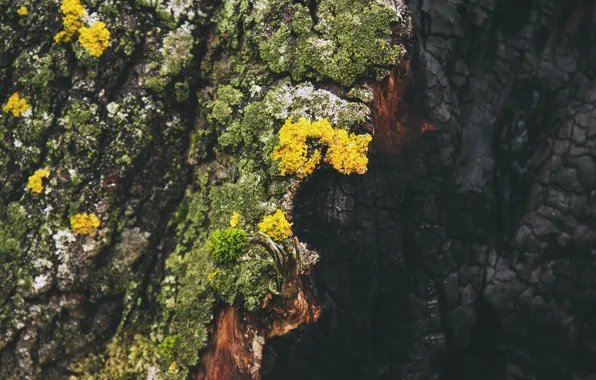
xmin=2 ymin=0 xmax=596 ymax=379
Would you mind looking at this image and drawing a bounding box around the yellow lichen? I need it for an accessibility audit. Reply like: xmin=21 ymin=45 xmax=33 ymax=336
xmin=54 ymin=0 xmax=110 ymax=57
xmin=78 ymin=22 xmax=110 ymax=57
xmin=229 ymin=211 xmax=240 ymax=227
xmin=257 ymin=209 xmax=292 ymax=241
xmin=271 ymin=117 xmax=372 ymax=178
xmin=70 ymin=213 xmax=101 ymax=235
xmin=54 ymin=0 xmax=85 ymax=44
xmin=3 ymin=92 xmax=31 ymax=117
xmin=271 ymin=118 xmax=334 ymax=178
xmin=26 ymin=168 xmax=50 ymax=193
xmin=207 ymin=269 xmax=217 ymax=281
xmin=325 ymin=128 xmax=372 ymax=175
xmin=17 ymin=6 xmax=28 ymax=16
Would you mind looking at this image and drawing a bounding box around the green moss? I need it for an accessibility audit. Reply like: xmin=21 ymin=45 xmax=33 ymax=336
xmin=0 ymin=202 xmax=28 ymax=283
xmin=207 ymin=227 xmax=249 ymax=265
xmin=347 ymin=84 xmax=375 ymax=103
xmin=158 ymin=335 xmax=179 ymax=362
xmin=69 ymin=333 xmax=165 ymax=379
xmin=212 ymin=0 xmax=251 ymax=49
xmin=144 ymin=76 xmax=168 ymax=93
xmin=0 ymin=202 xmax=34 ymax=338
xmin=156 ymin=180 xmax=214 ymax=369
xmin=73 ymin=43 xmax=100 ymax=67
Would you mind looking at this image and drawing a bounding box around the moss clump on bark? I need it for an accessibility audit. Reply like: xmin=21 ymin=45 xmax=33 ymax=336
xmin=207 ymin=227 xmax=249 ymax=264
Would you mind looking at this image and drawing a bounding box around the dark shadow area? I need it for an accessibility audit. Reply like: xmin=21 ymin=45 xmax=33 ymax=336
xmin=440 ymin=295 xmax=505 ymax=380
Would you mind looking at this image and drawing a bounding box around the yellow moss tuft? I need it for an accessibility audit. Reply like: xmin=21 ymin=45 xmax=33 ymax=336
xmin=229 ymin=211 xmax=240 ymax=227
xmin=3 ymin=92 xmax=31 ymax=117
xmin=271 ymin=117 xmax=372 ymax=178
xmin=17 ymin=6 xmax=28 ymax=16
xmin=257 ymin=209 xmax=292 ymax=241
xmin=54 ymin=0 xmax=85 ymax=44
xmin=79 ymin=21 xmax=110 ymax=57
xmin=70 ymin=213 xmax=101 ymax=235
xmin=26 ymin=168 xmax=50 ymax=193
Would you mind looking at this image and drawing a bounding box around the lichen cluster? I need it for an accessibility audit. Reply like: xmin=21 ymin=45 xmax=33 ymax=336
xmin=271 ymin=117 xmax=372 ymax=178
xmin=237 ymin=0 xmax=406 ymax=86
xmin=258 ymin=209 xmax=293 ymax=241
xmin=54 ymin=0 xmax=111 ymax=57
xmin=70 ymin=213 xmax=101 ymax=235
xmin=2 ymin=92 xmax=31 ymax=117
xmin=26 ymin=168 xmax=50 ymax=193
xmin=78 ymin=21 xmax=111 ymax=57
xmin=54 ymin=0 xmax=86 ymax=43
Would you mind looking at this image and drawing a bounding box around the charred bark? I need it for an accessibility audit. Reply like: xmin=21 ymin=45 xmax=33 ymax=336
xmin=262 ymin=1 xmax=596 ymax=380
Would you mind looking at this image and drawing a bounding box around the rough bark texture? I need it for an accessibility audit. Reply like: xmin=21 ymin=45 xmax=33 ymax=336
xmin=2 ymin=0 xmax=596 ymax=379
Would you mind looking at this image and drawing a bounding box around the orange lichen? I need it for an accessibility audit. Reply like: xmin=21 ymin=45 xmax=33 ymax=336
xmin=70 ymin=213 xmax=101 ymax=235
xmin=271 ymin=117 xmax=372 ymax=178
xmin=26 ymin=168 xmax=50 ymax=193
xmin=3 ymin=92 xmax=31 ymax=117
xmin=78 ymin=21 xmax=110 ymax=57
xmin=257 ymin=209 xmax=292 ymax=241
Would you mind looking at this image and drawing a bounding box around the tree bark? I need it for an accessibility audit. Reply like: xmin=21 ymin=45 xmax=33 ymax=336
xmin=2 ymin=0 xmax=596 ymax=379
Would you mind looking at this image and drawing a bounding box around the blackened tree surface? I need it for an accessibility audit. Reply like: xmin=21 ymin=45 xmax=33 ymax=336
xmin=263 ymin=1 xmax=596 ymax=380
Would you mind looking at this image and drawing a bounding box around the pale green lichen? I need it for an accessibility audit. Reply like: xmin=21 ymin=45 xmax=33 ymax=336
xmin=206 ymin=85 xmax=244 ymax=126
xmin=216 ymin=0 xmax=405 ymax=86
xmin=208 ymin=171 xmax=268 ymax=229
xmin=160 ymin=23 xmax=195 ymax=77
